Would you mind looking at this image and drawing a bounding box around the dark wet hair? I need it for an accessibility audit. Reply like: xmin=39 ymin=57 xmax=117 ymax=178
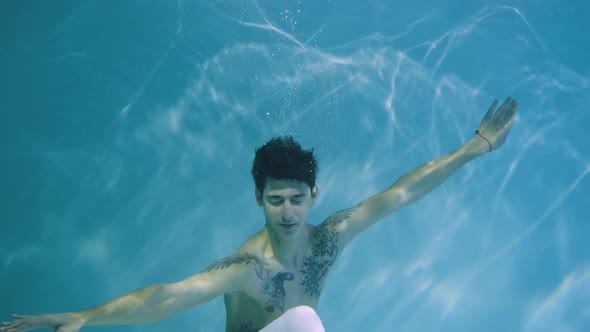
xmin=251 ymin=136 xmax=318 ymax=194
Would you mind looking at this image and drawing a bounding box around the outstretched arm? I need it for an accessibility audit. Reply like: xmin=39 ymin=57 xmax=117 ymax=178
xmin=330 ymin=97 xmax=518 ymax=244
xmin=1 ymin=254 xmax=252 ymax=332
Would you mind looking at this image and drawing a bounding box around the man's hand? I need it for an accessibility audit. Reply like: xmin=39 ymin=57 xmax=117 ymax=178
xmin=1 ymin=313 xmax=84 ymax=332
xmin=475 ymin=97 xmax=519 ymax=153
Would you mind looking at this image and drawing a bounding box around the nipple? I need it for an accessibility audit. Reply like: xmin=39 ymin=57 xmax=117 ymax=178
xmin=266 ymin=305 xmax=275 ymax=313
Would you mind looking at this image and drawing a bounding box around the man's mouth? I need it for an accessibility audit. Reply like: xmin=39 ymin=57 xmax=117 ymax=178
xmin=279 ymin=223 xmax=297 ymax=230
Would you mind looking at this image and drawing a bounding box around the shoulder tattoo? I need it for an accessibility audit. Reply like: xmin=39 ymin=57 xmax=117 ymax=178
xmin=203 ymin=253 xmax=257 ymax=272
xmin=323 ymin=207 xmax=357 ymax=227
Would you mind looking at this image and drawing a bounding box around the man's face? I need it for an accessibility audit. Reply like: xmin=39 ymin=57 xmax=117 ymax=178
xmin=256 ymin=177 xmax=317 ymax=237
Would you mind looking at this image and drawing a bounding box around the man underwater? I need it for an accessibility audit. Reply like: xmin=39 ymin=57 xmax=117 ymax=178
xmin=2 ymin=98 xmax=518 ymax=332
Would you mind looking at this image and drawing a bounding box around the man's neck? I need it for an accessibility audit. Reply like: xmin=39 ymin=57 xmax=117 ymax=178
xmin=263 ymin=225 xmax=309 ymax=268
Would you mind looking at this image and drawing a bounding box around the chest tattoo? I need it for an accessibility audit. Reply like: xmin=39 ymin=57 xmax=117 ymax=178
xmin=300 ymin=208 xmax=356 ymax=298
xmin=237 ymin=321 xmax=259 ymax=332
xmin=254 ymin=265 xmax=295 ymax=312
xmin=202 ymin=209 xmax=355 ymax=314
xmin=204 ymin=254 xmax=295 ymax=313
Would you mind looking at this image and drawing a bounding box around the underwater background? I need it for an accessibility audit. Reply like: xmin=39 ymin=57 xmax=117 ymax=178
xmin=1 ymin=0 xmax=589 ymax=331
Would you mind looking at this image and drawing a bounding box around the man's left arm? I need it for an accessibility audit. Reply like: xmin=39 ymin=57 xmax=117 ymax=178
xmin=331 ymin=97 xmax=518 ymax=245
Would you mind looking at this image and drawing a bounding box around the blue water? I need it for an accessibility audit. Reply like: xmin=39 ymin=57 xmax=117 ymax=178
xmin=2 ymin=1 xmax=589 ymax=331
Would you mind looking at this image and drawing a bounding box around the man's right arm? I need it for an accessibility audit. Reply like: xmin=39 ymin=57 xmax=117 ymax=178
xmin=1 ymin=254 xmax=254 ymax=332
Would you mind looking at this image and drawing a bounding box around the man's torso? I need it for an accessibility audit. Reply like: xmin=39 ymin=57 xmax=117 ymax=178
xmin=222 ymin=223 xmax=342 ymax=332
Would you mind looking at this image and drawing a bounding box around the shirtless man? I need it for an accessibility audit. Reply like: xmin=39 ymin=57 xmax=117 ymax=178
xmin=1 ymin=98 xmax=518 ymax=332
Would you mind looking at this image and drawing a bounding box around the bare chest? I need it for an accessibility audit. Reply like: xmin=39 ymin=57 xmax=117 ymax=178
xmin=224 ymin=266 xmax=321 ymax=332
xmin=225 ymin=224 xmax=344 ymax=331
xmin=243 ymin=259 xmax=323 ymax=314
xmin=269 ymin=236 xmax=341 ymax=306
xmin=225 ymin=246 xmax=340 ymax=331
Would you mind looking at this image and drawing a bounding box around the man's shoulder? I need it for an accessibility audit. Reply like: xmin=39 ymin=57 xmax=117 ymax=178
xmin=197 ymin=233 xmax=262 ymax=273
xmin=235 ymin=228 xmax=267 ymax=254
xmin=202 ymin=252 xmax=260 ymax=274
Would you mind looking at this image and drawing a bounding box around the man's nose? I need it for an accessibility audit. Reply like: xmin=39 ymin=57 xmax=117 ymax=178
xmin=282 ymin=203 xmax=295 ymax=221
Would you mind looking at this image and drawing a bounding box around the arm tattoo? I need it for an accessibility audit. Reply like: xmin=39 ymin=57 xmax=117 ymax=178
xmin=300 ymin=208 xmax=356 ymax=298
xmin=203 ymin=253 xmax=256 ymax=272
xmin=254 ymin=264 xmax=294 ymax=313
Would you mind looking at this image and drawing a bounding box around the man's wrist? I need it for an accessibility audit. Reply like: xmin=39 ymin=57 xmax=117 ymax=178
xmin=475 ymin=130 xmax=493 ymax=152
xmin=74 ymin=309 xmax=94 ymax=326
xmin=465 ymin=135 xmax=492 ymax=157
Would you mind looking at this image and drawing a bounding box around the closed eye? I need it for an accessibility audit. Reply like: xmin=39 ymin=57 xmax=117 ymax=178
xmin=291 ymin=194 xmax=307 ymax=205
xmin=290 ymin=199 xmax=304 ymax=205
xmin=268 ymin=198 xmax=284 ymax=206
xmin=266 ymin=194 xmax=306 ymax=206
